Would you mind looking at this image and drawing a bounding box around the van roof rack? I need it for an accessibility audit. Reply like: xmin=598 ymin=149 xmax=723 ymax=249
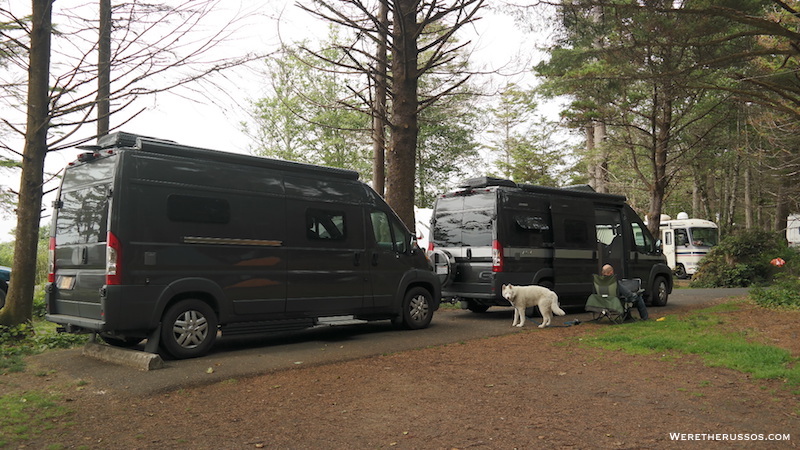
xmin=97 ymin=131 xmax=175 ymax=149
xmin=458 ymin=176 xmax=517 ymax=189
xmin=561 ymin=184 xmax=596 ymax=192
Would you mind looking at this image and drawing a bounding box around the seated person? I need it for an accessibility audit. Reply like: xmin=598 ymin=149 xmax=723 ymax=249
xmin=601 ymin=264 xmax=648 ymax=320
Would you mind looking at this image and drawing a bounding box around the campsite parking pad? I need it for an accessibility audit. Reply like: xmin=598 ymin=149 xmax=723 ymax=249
xmin=12 ymin=287 xmax=800 ymax=448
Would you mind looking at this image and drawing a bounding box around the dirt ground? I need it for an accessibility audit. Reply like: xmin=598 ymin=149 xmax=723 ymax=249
xmin=4 ymin=298 xmax=800 ymax=449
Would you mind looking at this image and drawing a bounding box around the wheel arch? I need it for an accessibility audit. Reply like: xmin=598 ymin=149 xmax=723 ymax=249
xmin=151 ymin=278 xmax=228 ymax=325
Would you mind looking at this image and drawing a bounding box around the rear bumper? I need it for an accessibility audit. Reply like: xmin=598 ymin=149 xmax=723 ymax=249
xmin=45 ymin=283 xmax=162 ymax=334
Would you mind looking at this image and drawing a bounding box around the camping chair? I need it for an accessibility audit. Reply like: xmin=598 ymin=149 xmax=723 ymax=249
xmin=585 ymin=274 xmax=630 ymax=324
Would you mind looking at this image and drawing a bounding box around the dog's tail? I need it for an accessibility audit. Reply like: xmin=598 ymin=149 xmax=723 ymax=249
xmin=552 ymin=293 xmax=566 ymax=316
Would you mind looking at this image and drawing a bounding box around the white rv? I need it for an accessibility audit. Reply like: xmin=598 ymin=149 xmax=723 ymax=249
xmin=788 ymin=214 xmax=800 ymax=248
xmin=659 ymin=212 xmax=719 ymax=279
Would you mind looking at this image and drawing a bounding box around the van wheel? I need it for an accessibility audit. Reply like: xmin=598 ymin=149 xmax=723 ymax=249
xmin=467 ymin=301 xmax=490 ymax=313
xmin=649 ymin=276 xmax=669 ymax=307
xmin=395 ymin=287 xmax=434 ymax=330
xmin=674 ymin=264 xmax=688 ymax=279
xmin=160 ymin=299 xmax=218 ymax=359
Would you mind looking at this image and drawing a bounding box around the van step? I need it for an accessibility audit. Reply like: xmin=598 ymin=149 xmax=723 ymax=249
xmin=315 ymin=315 xmax=368 ymax=326
xmin=221 ymin=318 xmax=315 ymax=336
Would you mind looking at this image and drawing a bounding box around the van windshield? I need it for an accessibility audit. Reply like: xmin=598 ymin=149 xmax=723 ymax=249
xmin=689 ymin=227 xmax=718 ymax=247
xmin=55 ymin=156 xmax=116 ymax=246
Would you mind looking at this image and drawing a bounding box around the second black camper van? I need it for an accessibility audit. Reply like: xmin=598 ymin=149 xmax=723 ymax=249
xmin=429 ymin=177 xmax=672 ymax=312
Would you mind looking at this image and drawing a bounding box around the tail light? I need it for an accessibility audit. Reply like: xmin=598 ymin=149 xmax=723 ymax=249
xmin=48 ymin=237 xmax=56 ymax=283
xmin=492 ymin=240 xmax=504 ymax=272
xmin=427 ymin=242 xmax=434 ymax=252
xmin=106 ymin=231 xmax=122 ymax=285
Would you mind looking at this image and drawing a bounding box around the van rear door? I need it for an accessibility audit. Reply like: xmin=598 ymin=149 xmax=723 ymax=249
xmin=50 ymin=154 xmax=117 ymax=322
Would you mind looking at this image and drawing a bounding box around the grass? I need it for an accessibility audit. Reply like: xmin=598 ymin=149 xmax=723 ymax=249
xmin=1 ymin=320 xmax=88 ymax=375
xmin=581 ymin=301 xmax=800 ymax=385
xmin=0 ymin=391 xmax=71 ymax=447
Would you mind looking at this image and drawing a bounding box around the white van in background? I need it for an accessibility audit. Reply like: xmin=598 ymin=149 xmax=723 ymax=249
xmin=659 ymin=212 xmax=719 ymax=279
xmin=788 ymin=214 xmax=800 ymax=248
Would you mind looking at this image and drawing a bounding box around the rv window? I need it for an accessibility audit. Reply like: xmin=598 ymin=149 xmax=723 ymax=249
xmin=515 ymin=215 xmax=548 ymax=232
xmin=55 ymin=184 xmax=110 ymax=245
xmin=168 ymin=195 xmax=230 ymax=224
xmin=462 ymin=209 xmax=493 ymax=247
xmin=370 ymin=211 xmax=406 ymax=252
xmin=675 ymin=229 xmax=688 ymax=246
xmin=690 ymin=227 xmax=718 ymax=247
xmin=563 ymin=219 xmax=589 ymax=245
xmin=307 ymin=209 xmax=346 ymax=241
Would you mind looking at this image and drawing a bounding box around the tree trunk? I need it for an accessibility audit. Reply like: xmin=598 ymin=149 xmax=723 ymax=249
xmin=98 ymin=0 xmax=111 ymax=136
xmin=386 ymin=0 xmax=418 ymax=229
xmin=0 ymin=0 xmax=52 ymax=326
xmin=371 ymin=0 xmax=388 ymax=196
xmin=593 ymin=121 xmax=607 ymax=193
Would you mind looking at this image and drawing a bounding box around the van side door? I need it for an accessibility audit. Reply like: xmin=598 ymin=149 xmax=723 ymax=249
xmin=624 ymin=205 xmax=663 ymax=280
xmin=366 ymin=209 xmax=411 ymax=311
xmin=285 ymin=203 xmax=368 ymax=315
xmin=550 ymin=198 xmax=596 ymax=297
xmin=595 ymin=208 xmax=625 ymax=273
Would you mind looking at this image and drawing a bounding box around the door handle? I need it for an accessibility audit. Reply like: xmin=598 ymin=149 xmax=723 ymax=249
xmin=354 ymin=252 xmax=361 ymax=266
xmin=372 ymin=253 xmax=379 ymax=266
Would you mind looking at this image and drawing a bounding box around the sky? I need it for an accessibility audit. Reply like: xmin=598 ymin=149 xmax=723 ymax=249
xmin=0 ymin=1 xmax=546 ymax=242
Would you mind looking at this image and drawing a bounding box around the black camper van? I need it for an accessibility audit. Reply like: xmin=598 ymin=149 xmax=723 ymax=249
xmin=45 ymin=132 xmax=440 ymax=359
xmin=429 ymin=177 xmax=672 ymax=311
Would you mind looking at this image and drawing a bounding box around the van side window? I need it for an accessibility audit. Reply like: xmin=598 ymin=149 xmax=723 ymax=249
xmin=168 ymin=195 xmax=230 ymax=224
xmin=370 ymin=211 xmax=407 ymax=253
xmin=631 ymin=221 xmax=655 ymax=252
xmin=307 ymin=209 xmax=346 ymax=240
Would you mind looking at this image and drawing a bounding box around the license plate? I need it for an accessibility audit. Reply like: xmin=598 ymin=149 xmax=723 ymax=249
xmin=57 ymin=276 xmax=75 ymax=290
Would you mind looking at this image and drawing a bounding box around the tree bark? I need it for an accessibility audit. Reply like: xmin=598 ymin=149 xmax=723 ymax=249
xmin=1 ymin=0 xmax=52 ymax=325
xmin=371 ymin=0 xmax=388 ymax=197
xmin=386 ymin=0 xmax=419 ymax=229
xmin=98 ymin=0 xmax=112 ymax=136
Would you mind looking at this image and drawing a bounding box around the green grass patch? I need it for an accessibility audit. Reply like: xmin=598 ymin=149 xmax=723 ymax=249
xmin=582 ymin=303 xmax=800 ymax=385
xmin=1 ymin=320 xmax=88 ymax=375
xmin=0 ymin=391 xmax=72 ymax=446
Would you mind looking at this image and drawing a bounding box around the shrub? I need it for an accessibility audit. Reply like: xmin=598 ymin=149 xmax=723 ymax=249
xmin=692 ymin=230 xmax=798 ymax=288
xmin=751 ymin=273 xmax=800 ymax=309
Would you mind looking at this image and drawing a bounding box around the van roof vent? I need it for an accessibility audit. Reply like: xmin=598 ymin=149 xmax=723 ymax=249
xmin=458 ymin=176 xmax=517 ymax=189
xmin=97 ymin=131 xmax=175 ymax=149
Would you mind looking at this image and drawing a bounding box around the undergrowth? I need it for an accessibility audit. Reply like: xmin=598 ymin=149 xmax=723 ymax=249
xmin=0 ymin=321 xmax=87 ymax=375
xmin=582 ymin=301 xmax=800 ymax=385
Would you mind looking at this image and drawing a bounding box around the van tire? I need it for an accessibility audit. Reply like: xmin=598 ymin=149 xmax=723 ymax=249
xmin=160 ymin=299 xmax=218 ymax=359
xmin=395 ymin=287 xmax=434 ymax=330
xmin=649 ymin=276 xmax=669 ymax=307
xmin=466 ymin=301 xmax=490 ymax=313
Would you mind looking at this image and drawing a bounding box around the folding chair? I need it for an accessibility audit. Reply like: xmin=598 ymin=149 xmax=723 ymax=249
xmin=585 ymin=274 xmax=629 ymax=324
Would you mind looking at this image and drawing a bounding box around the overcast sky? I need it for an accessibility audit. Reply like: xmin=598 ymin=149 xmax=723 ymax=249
xmin=0 ymin=0 xmax=545 ymax=241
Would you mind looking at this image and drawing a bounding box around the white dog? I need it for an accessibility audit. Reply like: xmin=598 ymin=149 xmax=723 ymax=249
xmin=501 ymin=284 xmax=565 ymax=328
